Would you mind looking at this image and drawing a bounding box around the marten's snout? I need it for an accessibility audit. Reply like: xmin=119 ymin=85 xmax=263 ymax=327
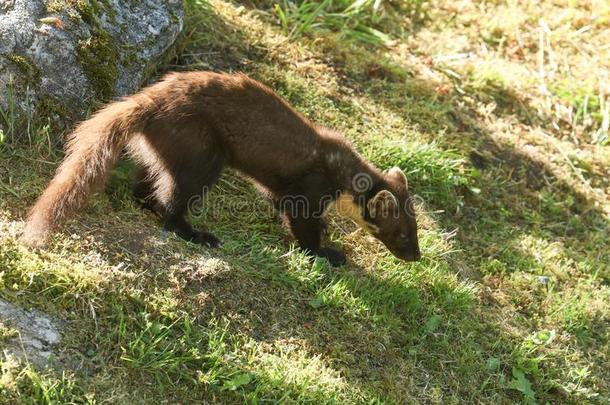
xmin=389 ymin=246 xmax=421 ymax=262
xmin=408 ymin=250 xmax=422 ymax=262
xmin=402 ymin=250 xmax=421 ymax=262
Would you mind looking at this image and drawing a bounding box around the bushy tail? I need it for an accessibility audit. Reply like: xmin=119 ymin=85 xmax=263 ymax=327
xmin=21 ymin=97 xmax=152 ymax=247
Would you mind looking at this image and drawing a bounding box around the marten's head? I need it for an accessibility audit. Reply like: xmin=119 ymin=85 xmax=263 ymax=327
xmin=337 ymin=167 xmax=421 ymax=261
xmin=365 ymin=167 xmax=420 ymax=261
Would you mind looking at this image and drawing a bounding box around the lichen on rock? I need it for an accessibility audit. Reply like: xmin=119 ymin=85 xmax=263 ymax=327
xmin=0 ymin=298 xmax=63 ymax=368
xmin=0 ymin=0 xmax=184 ymax=142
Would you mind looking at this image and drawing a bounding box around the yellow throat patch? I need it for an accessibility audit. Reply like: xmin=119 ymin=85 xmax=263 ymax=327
xmin=334 ymin=193 xmax=379 ymax=234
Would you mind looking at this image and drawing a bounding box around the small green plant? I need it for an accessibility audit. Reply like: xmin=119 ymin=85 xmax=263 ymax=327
xmin=509 ymin=367 xmax=536 ymax=405
xmin=221 ymin=372 xmax=253 ymax=391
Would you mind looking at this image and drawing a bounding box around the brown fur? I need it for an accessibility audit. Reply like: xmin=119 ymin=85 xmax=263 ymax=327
xmin=21 ymin=71 xmax=420 ymax=265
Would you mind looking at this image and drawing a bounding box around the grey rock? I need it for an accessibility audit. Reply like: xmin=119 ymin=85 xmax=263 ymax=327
xmin=0 ymin=0 xmax=183 ymax=141
xmin=0 ymin=298 xmax=62 ymax=368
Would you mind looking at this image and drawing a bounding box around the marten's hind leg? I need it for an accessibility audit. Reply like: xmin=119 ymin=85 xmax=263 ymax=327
xmin=150 ymin=155 xmax=224 ymax=248
xmin=133 ymin=168 xmax=161 ymax=214
xmin=164 ymin=213 xmax=221 ymax=247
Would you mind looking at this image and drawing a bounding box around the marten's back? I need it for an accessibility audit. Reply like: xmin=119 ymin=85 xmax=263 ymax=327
xmin=142 ymin=71 xmax=334 ymax=187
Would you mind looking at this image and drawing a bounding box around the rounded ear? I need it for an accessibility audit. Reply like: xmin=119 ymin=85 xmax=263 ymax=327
xmin=367 ymin=190 xmax=398 ymax=218
xmin=387 ymin=166 xmax=408 ymax=188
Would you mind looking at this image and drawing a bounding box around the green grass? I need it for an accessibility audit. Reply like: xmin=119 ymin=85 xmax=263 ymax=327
xmin=271 ymin=0 xmax=391 ymax=44
xmin=1 ymin=0 xmax=609 ymax=403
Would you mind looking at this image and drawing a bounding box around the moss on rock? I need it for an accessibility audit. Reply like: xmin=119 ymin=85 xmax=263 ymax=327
xmin=77 ymin=31 xmax=119 ymax=101
xmin=43 ymin=1 xmax=120 ymax=101
xmin=2 ymin=0 xmax=183 ymax=143
xmin=4 ymin=53 xmax=41 ymax=85
xmin=34 ymin=95 xmax=75 ymax=135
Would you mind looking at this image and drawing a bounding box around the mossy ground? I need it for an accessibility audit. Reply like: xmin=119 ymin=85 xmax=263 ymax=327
xmin=1 ymin=0 xmax=609 ymax=403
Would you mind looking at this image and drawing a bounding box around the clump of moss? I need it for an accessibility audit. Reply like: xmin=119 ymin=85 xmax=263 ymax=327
xmin=4 ymin=53 xmax=41 ymax=85
xmin=44 ymin=0 xmax=120 ymax=101
xmin=36 ymin=96 xmax=72 ymax=122
xmin=45 ymin=0 xmax=111 ymax=18
xmin=99 ymin=0 xmax=117 ymax=21
xmin=70 ymin=1 xmax=119 ymax=101
xmin=77 ymin=31 xmax=119 ymax=101
xmin=45 ymin=0 xmax=74 ymax=14
xmin=0 ymin=322 xmax=18 ymax=342
xmin=34 ymin=95 xmax=75 ymax=141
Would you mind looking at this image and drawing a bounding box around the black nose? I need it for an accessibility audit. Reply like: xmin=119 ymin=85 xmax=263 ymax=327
xmin=401 ymin=250 xmax=421 ymax=262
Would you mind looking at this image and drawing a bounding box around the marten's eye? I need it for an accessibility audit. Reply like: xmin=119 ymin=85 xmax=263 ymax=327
xmin=399 ymin=233 xmax=408 ymax=240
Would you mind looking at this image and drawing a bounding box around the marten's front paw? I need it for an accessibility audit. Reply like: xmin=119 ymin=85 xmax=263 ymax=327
xmin=194 ymin=231 xmax=222 ymax=248
xmin=316 ymin=247 xmax=346 ymax=267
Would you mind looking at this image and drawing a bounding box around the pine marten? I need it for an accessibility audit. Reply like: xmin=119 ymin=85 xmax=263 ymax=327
xmin=21 ymin=71 xmax=421 ymax=266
